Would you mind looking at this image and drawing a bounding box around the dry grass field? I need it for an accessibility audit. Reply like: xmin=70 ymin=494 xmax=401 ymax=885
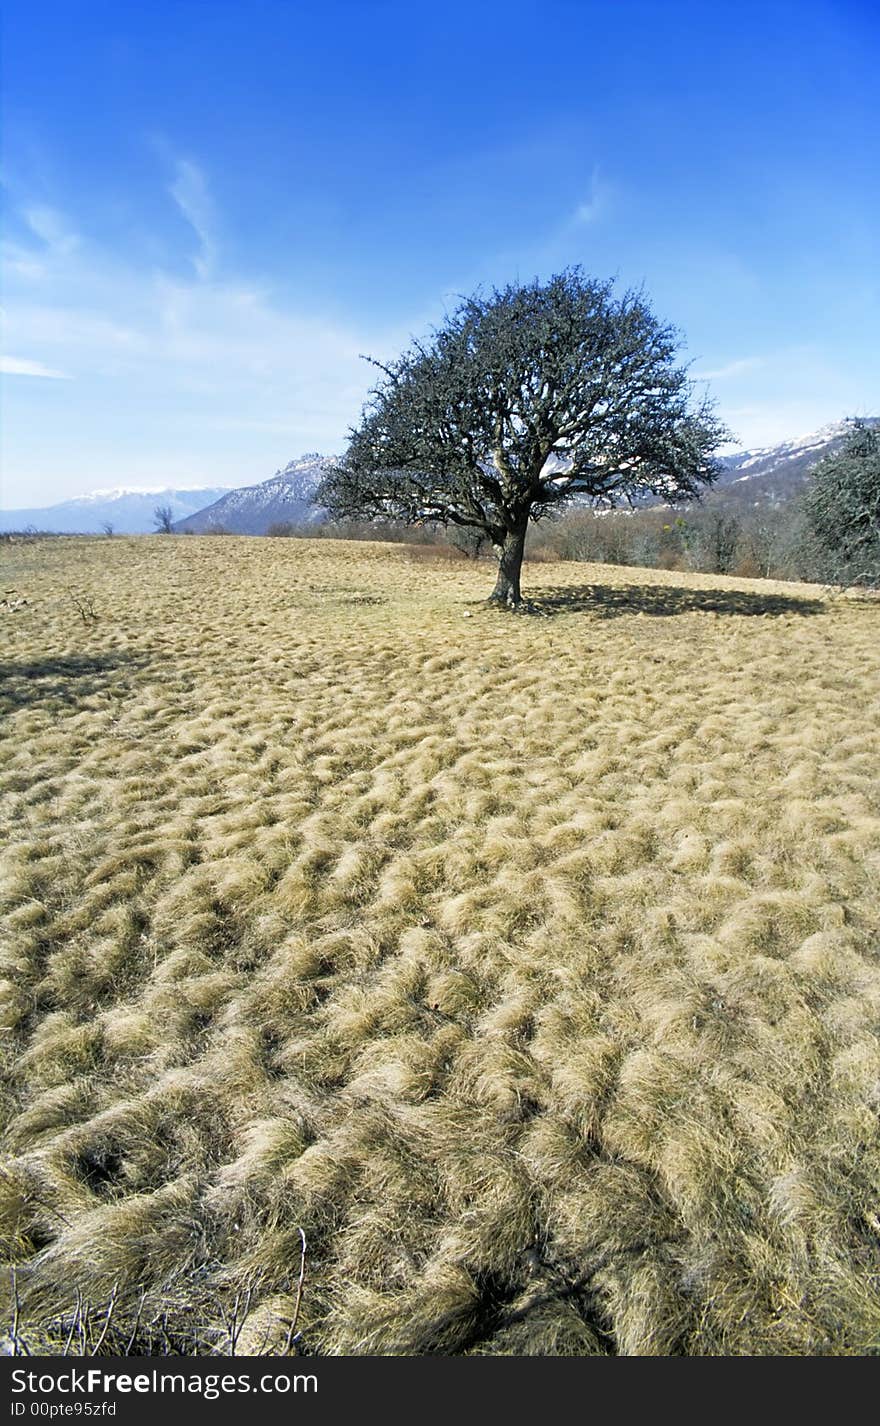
xmin=1 ymin=534 xmax=879 ymax=1356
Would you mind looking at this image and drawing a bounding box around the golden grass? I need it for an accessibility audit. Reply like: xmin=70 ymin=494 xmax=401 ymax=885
xmin=1 ymin=534 xmax=879 ymax=1355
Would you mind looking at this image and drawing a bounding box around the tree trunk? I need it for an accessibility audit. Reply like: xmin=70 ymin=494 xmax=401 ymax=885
xmin=489 ymin=517 xmax=528 ymax=607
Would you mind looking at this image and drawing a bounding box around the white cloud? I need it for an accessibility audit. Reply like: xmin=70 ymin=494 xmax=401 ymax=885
xmin=706 ymin=342 xmax=877 ymax=449
xmin=1 ymin=355 xmax=71 ymax=379
xmin=1 ymin=159 xmax=410 ymax=503
xmin=3 ymin=160 xmax=395 ymax=397
xmin=1 ymin=243 xmax=47 ymax=280
xmin=23 ymin=205 xmax=80 ymax=256
xmin=692 ymin=357 xmax=764 ymax=381
xmin=717 ymin=402 xmax=849 ymax=451
xmin=569 ymin=168 xmax=610 ymax=229
xmin=168 ymin=158 xmax=218 ymax=280
xmin=505 ymin=166 xmax=614 ymax=272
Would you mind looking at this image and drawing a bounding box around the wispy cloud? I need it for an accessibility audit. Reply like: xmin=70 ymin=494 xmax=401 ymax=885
xmin=692 ymin=356 xmax=764 ymax=381
xmin=168 ymin=158 xmax=218 ymax=280
xmin=569 ymin=169 xmax=610 ymax=228
xmin=1 ymin=156 xmax=408 ymax=502
xmin=23 ymin=205 xmax=80 ymax=256
xmin=2 ymin=243 xmax=48 ymax=280
xmin=506 ymin=166 xmax=614 ymax=272
xmin=1 ymin=355 xmax=71 ymax=379
xmin=711 ymin=345 xmax=872 ymax=449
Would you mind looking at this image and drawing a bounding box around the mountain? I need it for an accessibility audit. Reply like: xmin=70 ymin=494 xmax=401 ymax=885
xmin=557 ymin=417 xmax=878 ymax=514
xmin=5 ymin=420 xmax=874 ymax=538
xmin=710 ymin=417 xmax=879 ymax=509
xmin=0 ymin=486 xmax=233 ymax=535
xmin=173 ymin=454 xmax=333 ymax=534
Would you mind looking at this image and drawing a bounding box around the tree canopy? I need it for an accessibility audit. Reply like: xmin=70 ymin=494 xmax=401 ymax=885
xmin=317 ymin=269 xmax=726 ymax=605
xmin=802 ymin=420 xmax=880 ymax=588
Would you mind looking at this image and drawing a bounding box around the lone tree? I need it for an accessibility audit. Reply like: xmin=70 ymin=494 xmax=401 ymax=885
xmin=802 ymin=420 xmax=880 ymax=588
xmin=153 ymin=504 xmax=175 ymax=534
xmin=316 ymin=269 xmax=726 ymax=606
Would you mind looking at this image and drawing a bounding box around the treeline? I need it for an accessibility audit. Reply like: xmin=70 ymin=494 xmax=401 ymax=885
xmin=268 ymin=501 xmax=834 ymax=583
xmin=0 ymin=504 xmax=841 ymax=584
xmin=524 ymin=502 xmax=833 ymax=582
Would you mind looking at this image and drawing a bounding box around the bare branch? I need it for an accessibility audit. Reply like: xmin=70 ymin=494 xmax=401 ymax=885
xmin=282 ymin=1227 xmax=307 ymax=1355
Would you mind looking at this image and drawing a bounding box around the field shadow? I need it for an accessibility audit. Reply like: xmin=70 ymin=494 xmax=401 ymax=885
xmin=0 ymin=652 xmax=152 ymax=712
xmin=527 ymin=581 xmax=827 ymax=620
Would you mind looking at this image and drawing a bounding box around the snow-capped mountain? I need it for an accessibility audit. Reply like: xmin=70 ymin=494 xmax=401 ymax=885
xmin=0 ymin=486 xmax=234 ymax=534
xmin=712 ymin=417 xmax=878 ymax=507
xmin=4 ymin=419 xmax=873 ymax=537
xmin=173 ymin=454 xmax=333 ymax=534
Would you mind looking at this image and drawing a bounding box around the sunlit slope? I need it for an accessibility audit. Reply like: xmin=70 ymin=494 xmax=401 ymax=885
xmin=2 ymin=535 xmax=879 ymax=1355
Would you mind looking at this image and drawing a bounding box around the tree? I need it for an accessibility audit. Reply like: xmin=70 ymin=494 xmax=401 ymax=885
xmin=153 ymin=505 xmax=175 ymax=534
xmin=802 ymin=420 xmax=880 ymax=587
xmin=100 ymin=520 xmax=115 ymax=537
xmin=742 ymin=511 xmax=786 ymax=580
xmin=680 ymin=508 xmax=741 ymax=574
xmin=316 ymin=269 xmax=726 ymax=606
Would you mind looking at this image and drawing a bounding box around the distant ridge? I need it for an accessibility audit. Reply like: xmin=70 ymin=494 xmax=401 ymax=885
xmin=4 ymin=419 xmax=876 ymax=536
xmin=172 ymin=454 xmax=334 ymax=534
xmin=172 ymin=419 xmax=880 ymax=533
xmin=0 ymin=486 xmax=233 ymax=534
xmin=712 ymin=417 xmax=879 ymax=509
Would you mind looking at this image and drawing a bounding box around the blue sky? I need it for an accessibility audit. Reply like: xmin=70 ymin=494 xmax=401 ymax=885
xmin=1 ymin=0 xmax=878 ymax=507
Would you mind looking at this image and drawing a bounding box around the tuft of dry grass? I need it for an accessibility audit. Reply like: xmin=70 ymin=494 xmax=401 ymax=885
xmin=2 ymin=535 xmax=879 ymax=1355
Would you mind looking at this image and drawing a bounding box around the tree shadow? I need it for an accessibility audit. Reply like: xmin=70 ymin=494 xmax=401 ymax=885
xmin=526 ymin=580 xmax=827 ymax=619
xmin=0 ymin=652 xmax=152 ymax=713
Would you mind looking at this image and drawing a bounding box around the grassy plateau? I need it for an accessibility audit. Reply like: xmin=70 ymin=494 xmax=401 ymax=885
xmin=1 ymin=534 xmax=879 ymax=1355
